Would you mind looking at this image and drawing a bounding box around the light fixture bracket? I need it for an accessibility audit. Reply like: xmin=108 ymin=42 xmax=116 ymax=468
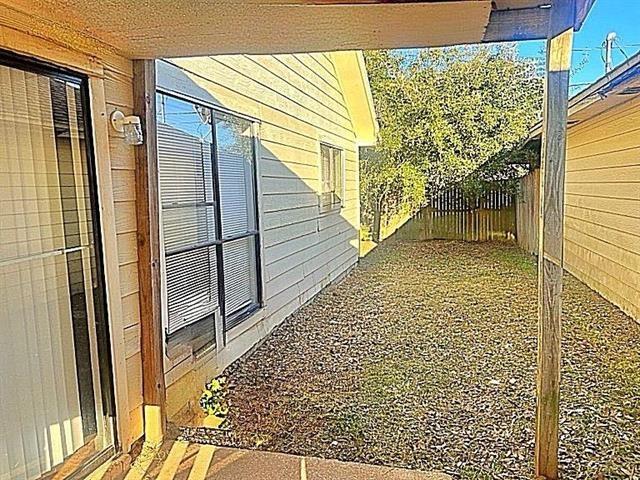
xmin=110 ymin=109 xmax=144 ymax=145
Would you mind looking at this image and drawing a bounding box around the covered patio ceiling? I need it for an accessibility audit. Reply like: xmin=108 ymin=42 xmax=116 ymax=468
xmin=11 ymin=0 xmax=594 ymax=59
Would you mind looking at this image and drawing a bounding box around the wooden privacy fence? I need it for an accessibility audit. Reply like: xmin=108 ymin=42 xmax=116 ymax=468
xmin=397 ymin=185 xmax=516 ymax=242
xmin=516 ymin=169 xmax=540 ymax=255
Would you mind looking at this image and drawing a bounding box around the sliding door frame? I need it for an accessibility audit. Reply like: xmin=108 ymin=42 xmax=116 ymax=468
xmin=0 ymin=48 xmax=118 ymax=472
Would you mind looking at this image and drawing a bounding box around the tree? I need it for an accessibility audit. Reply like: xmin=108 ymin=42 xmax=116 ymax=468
xmin=361 ymin=46 xmax=543 ymax=238
xmin=458 ymin=139 xmax=541 ymax=202
xmin=360 ymin=147 xmax=425 ymax=241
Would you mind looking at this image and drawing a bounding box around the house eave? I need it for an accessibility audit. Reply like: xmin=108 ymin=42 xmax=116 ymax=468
xmin=529 ymin=52 xmax=640 ymax=139
xmin=331 ymin=51 xmax=378 ymax=147
xmin=8 ymin=0 xmax=596 ymax=60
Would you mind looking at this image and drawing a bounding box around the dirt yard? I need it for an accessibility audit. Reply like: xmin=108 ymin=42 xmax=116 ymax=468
xmin=185 ymin=240 xmax=640 ymax=479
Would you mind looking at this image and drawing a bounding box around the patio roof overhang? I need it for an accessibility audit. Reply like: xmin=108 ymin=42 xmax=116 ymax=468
xmin=12 ymin=0 xmax=594 ymax=59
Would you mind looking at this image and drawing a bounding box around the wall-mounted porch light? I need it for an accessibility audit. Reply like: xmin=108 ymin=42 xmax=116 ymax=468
xmin=110 ymin=109 xmax=144 ymax=145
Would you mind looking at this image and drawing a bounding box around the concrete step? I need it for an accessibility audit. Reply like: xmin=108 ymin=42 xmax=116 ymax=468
xmin=96 ymin=441 xmax=451 ymax=480
xmin=203 ymin=447 xmax=452 ymax=480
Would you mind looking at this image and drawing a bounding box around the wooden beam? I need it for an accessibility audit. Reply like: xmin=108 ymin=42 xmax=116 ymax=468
xmin=483 ymin=7 xmax=550 ymax=43
xmin=535 ymin=1 xmax=575 ymax=479
xmin=575 ymin=0 xmax=596 ymax=29
xmin=133 ymin=59 xmax=166 ymax=442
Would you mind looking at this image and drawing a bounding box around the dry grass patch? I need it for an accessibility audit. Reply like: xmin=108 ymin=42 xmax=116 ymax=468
xmin=183 ymin=240 xmax=640 ymax=479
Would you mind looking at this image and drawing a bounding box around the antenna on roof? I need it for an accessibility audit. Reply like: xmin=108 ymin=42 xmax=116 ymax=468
xmin=604 ymin=32 xmax=617 ymax=74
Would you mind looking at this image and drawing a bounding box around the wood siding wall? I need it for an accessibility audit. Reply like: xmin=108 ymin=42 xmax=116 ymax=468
xmin=0 ymin=10 xmax=145 ymax=449
xmin=105 ymin=61 xmax=145 ymax=445
xmin=516 ymin=97 xmax=640 ymax=321
xmin=564 ymin=96 xmax=640 ymax=321
xmin=157 ymin=54 xmax=361 ymax=418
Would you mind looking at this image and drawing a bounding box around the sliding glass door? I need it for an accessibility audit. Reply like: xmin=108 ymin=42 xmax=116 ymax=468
xmin=0 ymin=54 xmax=114 ymax=480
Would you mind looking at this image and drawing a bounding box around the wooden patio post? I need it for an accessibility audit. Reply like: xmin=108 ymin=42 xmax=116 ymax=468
xmin=535 ymin=1 xmax=575 ymax=478
xmin=133 ymin=59 xmax=166 ymax=444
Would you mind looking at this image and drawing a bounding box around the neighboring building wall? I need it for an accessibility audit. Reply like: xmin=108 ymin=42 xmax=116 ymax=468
xmin=522 ymin=96 xmax=640 ymax=321
xmin=0 ymin=9 xmax=144 ymax=449
xmin=564 ymin=96 xmax=640 ymax=321
xmin=157 ymin=54 xmax=361 ymax=420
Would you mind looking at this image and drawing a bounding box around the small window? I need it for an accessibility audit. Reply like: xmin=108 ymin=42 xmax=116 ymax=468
xmin=319 ymin=143 xmax=344 ymax=212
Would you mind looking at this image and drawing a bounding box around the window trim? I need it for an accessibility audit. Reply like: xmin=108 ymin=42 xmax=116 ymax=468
xmin=156 ymin=90 xmax=264 ymax=344
xmin=319 ymin=141 xmax=345 ymax=213
xmin=156 ymin=81 xmax=261 ymax=125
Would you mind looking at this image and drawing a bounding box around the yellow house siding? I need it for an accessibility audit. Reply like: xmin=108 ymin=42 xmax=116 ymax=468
xmin=158 ymin=53 xmax=362 ymax=419
xmin=103 ymin=62 xmax=145 ymax=444
xmin=565 ymin=97 xmax=640 ymax=321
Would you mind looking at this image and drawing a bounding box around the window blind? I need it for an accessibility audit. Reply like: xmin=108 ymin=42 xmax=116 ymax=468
xmin=0 ymin=63 xmax=110 ymax=480
xmin=157 ymin=96 xmax=219 ymax=336
xmin=158 ymin=123 xmax=216 ymax=253
xmin=215 ymin=113 xmax=260 ymax=323
xmin=320 ymin=143 xmax=343 ymax=210
xmin=222 ymin=236 xmax=258 ymax=329
xmin=157 ymin=93 xmax=262 ymax=336
xmin=332 ymin=147 xmax=343 ymax=204
xmin=165 ymin=247 xmax=218 ymax=331
xmin=218 ymin=151 xmax=251 ymax=236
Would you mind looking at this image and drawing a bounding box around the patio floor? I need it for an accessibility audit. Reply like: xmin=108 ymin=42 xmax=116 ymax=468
xmin=93 ymin=442 xmax=450 ymax=480
xmin=183 ymin=240 xmax=639 ymax=479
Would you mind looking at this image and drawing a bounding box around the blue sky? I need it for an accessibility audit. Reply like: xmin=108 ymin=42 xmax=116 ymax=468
xmin=517 ymin=0 xmax=640 ymax=93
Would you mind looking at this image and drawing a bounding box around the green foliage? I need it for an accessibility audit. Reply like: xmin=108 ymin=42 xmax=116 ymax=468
xmin=361 ymin=45 xmax=543 ymax=234
xmin=459 ymin=140 xmax=541 ymax=202
xmin=360 ymin=147 xmax=426 ymax=232
xmin=199 ymin=377 xmax=229 ymax=418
